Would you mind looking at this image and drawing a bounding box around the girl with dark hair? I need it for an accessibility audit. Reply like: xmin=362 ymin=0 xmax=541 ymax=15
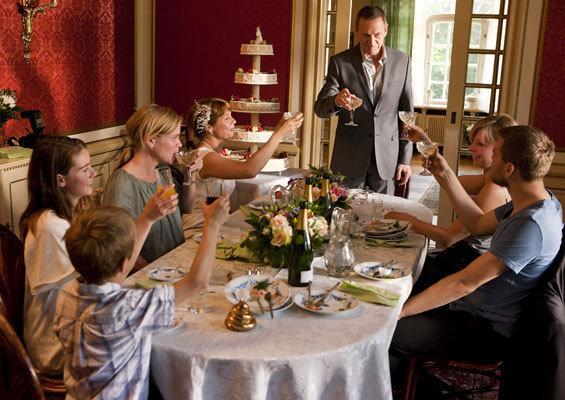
xmin=20 ymin=135 xmax=177 ymax=375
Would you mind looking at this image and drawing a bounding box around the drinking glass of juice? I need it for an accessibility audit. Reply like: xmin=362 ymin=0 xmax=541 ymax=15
xmin=155 ymin=166 xmax=176 ymax=199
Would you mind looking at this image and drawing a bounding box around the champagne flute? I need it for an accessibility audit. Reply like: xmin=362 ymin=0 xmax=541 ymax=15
xmin=398 ymin=111 xmax=418 ymax=140
xmin=345 ymin=96 xmax=363 ymax=126
xmin=416 ymin=141 xmax=438 ymax=176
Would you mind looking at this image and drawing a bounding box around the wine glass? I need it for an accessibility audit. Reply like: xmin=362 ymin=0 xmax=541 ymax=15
xmin=398 ymin=111 xmax=418 ymax=140
xmin=416 ymin=141 xmax=438 ymax=176
xmin=345 ymin=96 xmax=363 ymax=126
xmin=176 ymin=150 xmax=198 ymax=183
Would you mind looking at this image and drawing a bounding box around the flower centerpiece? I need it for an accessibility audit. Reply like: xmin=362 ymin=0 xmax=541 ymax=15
xmin=240 ymin=203 xmax=328 ymax=268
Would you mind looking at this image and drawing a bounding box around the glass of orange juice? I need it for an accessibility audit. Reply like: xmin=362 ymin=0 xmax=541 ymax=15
xmin=155 ymin=166 xmax=176 ymax=199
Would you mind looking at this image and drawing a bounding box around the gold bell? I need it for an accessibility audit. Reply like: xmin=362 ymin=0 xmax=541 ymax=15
xmin=225 ymin=299 xmax=256 ymax=331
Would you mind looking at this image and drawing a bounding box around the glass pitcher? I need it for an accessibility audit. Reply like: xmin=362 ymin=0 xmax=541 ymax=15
xmin=325 ymin=207 xmax=355 ymax=278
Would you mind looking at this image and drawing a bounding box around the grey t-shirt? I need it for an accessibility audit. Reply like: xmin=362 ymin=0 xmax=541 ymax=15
xmin=103 ymin=169 xmax=185 ymax=263
xmin=451 ymin=191 xmax=563 ymax=337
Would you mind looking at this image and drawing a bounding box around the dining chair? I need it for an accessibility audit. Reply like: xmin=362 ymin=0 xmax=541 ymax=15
xmin=0 ymin=297 xmax=45 ymax=400
xmin=402 ymin=354 xmax=502 ymax=400
xmin=0 ymin=223 xmax=67 ymax=398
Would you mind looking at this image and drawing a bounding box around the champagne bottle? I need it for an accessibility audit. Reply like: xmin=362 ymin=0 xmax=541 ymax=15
xmin=317 ymin=173 xmax=333 ymax=221
xmin=304 ymin=177 xmax=314 ymax=206
xmin=287 ymin=201 xmax=314 ymax=287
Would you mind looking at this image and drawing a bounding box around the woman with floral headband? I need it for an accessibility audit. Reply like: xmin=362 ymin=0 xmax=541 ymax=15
xmin=186 ymin=98 xmax=304 ymax=183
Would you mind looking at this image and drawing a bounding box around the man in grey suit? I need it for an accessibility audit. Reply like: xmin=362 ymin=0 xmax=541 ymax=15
xmin=314 ymin=5 xmax=413 ymax=194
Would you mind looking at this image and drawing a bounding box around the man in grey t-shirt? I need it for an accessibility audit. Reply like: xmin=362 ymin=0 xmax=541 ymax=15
xmin=390 ymin=126 xmax=562 ymax=381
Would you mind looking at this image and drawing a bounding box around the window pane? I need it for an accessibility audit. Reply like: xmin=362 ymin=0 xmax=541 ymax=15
xmin=465 ymin=87 xmax=492 ymax=112
xmin=473 ymin=0 xmax=501 ymax=14
xmin=326 ymin=14 xmax=336 ymax=44
xmin=327 ymin=0 xmax=337 ymax=12
xmin=432 ymin=65 xmax=446 ymax=81
xmin=467 ymin=66 xmax=478 ymax=83
xmin=468 ymin=53 xmax=478 ymax=63
xmin=497 ymin=54 xmax=503 ymax=85
xmin=501 ymin=18 xmax=507 ymax=50
xmin=431 ymin=84 xmax=444 ymax=100
xmin=466 ymin=53 xmax=495 ymax=84
xmin=470 ymin=18 xmax=499 ymax=50
xmin=433 ymin=22 xmax=450 ymax=44
xmin=432 ymin=45 xmax=448 ymax=63
xmin=425 ymin=0 xmax=456 ymax=17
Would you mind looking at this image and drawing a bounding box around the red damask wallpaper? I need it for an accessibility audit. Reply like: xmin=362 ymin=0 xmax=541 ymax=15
xmin=534 ymin=0 xmax=565 ymax=148
xmin=154 ymin=0 xmax=293 ymax=128
xmin=0 ymin=1 xmax=134 ymax=139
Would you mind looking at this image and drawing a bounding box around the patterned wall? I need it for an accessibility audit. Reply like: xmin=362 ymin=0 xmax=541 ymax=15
xmin=0 ymin=1 xmax=134 ymax=139
xmin=534 ymin=0 xmax=565 ymax=148
xmin=154 ymin=0 xmax=293 ymax=128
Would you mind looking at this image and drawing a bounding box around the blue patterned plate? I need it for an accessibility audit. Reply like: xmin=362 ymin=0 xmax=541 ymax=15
xmin=148 ymin=267 xmax=186 ymax=282
xmin=293 ymin=289 xmax=359 ymax=314
xmin=225 ymin=274 xmax=290 ymax=312
xmin=354 ymin=262 xmax=412 ymax=281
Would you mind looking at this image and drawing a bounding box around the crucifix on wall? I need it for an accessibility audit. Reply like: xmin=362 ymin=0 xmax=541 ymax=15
xmin=19 ymin=0 xmax=58 ymax=63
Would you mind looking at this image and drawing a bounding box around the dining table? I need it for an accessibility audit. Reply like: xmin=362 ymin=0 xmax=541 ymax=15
xmin=126 ymin=193 xmax=433 ymax=400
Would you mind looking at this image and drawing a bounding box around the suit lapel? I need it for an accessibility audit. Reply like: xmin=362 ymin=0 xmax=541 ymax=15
xmin=351 ymin=45 xmax=374 ymax=108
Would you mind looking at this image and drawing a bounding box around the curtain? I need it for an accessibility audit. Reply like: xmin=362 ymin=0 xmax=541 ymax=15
xmin=373 ymin=0 xmax=415 ymax=57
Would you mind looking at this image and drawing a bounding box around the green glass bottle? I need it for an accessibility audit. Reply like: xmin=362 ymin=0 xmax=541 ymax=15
xmin=287 ymin=201 xmax=314 ymax=287
xmin=317 ymin=173 xmax=333 ymax=221
xmin=304 ymin=177 xmax=314 ymax=206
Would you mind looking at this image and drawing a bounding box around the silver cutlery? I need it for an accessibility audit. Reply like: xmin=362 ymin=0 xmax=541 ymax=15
xmin=264 ymin=292 xmax=274 ymax=319
xmin=314 ymin=282 xmax=341 ymax=307
xmin=306 ymin=281 xmax=313 ymax=306
xmin=372 ymin=260 xmax=395 ymax=277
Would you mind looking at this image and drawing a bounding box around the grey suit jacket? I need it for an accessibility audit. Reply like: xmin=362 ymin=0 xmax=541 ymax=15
xmin=314 ymin=45 xmax=413 ymax=181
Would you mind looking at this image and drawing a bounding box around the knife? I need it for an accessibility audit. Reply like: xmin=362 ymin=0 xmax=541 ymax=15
xmin=314 ymin=282 xmax=341 ymax=307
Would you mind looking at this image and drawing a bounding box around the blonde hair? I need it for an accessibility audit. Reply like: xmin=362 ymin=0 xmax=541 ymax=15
xmin=65 ymin=206 xmax=136 ymax=284
xmin=470 ymin=114 xmax=517 ymax=145
xmin=185 ymin=98 xmax=230 ymax=148
xmin=116 ymin=104 xmax=182 ymax=168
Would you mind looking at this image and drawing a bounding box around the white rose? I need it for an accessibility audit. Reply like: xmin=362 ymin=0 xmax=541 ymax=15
xmin=1 ymin=95 xmax=16 ymax=108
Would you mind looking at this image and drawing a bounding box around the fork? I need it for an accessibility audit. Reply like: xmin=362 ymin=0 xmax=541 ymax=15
xmin=314 ymin=282 xmax=341 ymax=307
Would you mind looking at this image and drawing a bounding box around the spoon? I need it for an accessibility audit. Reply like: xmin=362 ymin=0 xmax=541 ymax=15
xmin=264 ymin=292 xmax=274 ymax=319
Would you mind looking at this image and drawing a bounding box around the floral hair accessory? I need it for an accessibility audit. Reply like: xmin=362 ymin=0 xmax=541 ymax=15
xmin=195 ymin=101 xmax=211 ymax=133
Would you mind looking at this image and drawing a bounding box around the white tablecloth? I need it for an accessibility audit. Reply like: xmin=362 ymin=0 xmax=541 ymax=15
xmin=127 ymin=194 xmax=433 ymax=400
xmin=234 ymin=168 xmax=307 ymax=208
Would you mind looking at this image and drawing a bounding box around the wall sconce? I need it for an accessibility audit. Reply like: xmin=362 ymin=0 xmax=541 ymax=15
xmin=19 ymin=0 xmax=58 ymax=64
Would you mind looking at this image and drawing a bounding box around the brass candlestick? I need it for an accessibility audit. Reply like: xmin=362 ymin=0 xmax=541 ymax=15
xmin=20 ymin=0 xmax=58 ymax=63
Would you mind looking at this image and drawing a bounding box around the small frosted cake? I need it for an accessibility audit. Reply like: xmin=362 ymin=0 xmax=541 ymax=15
xmin=240 ymin=43 xmax=274 ymax=55
xmin=234 ymin=68 xmax=277 ymax=85
xmin=262 ymin=152 xmax=290 ymax=172
xmin=230 ymin=96 xmax=280 ymax=113
xmin=234 ymin=125 xmax=275 ymax=142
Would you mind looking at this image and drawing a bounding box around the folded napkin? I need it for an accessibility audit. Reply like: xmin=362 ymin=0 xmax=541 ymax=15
xmin=339 ymin=280 xmax=400 ymax=307
xmin=135 ymin=280 xmax=171 ymax=289
xmin=365 ymin=238 xmax=415 ymax=248
xmin=0 ymin=146 xmax=33 ymax=159
xmin=216 ymin=241 xmax=262 ymax=263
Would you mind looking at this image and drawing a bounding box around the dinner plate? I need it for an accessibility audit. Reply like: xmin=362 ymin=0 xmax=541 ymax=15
xmin=293 ymin=290 xmax=359 ymax=314
xmin=249 ymin=201 xmax=271 ymax=211
xmin=225 ymin=274 xmax=290 ymax=313
xmin=166 ymin=316 xmax=184 ymax=332
xmin=365 ymin=219 xmax=411 ymax=236
xmin=365 ymin=231 xmax=408 ymax=242
xmin=255 ymin=296 xmax=294 ymax=316
xmin=354 ymin=262 xmax=412 ymax=281
xmin=148 ymin=267 xmax=186 ymax=282
xmin=193 ymin=233 xmax=225 ymax=243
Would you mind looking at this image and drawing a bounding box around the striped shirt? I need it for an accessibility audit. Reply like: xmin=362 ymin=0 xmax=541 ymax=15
xmin=53 ymin=280 xmax=174 ymax=399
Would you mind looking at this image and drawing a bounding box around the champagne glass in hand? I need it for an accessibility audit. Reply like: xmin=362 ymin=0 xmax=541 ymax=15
xmin=345 ymin=96 xmax=363 ymax=126
xmin=416 ymin=141 xmax=438 ymax=176
xmin=398 ymin=111 xmax=418 ymax=140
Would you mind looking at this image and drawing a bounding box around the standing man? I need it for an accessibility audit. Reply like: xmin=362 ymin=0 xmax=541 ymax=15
xmin=314 ymin=5 xmax=413 ymax=194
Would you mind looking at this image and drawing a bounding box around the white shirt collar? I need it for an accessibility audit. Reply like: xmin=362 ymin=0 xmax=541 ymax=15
xmin=362 ymin=46 xmax=387 ymax=67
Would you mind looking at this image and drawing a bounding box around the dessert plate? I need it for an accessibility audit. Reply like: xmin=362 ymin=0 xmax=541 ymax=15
xmin=225 ymin=274 xmax=290 ymax=313
xmin=365 ymin=219 xmax=411 ymax=236
xmin=249 ymin=201 xmax=271 ymax=211
xmin=293 ymin=289 xmax=359 ymax=314
xmin=365 ymin=231 xmax=408 ymax=242
xmin=148 ymin=267 xmax=186 ymax=282
xmin=354 ymin=262 xmax=412 ymax=281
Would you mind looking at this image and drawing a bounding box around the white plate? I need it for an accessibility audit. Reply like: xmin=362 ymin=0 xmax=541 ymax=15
xmin=365 ymin=231 xmax=408 ymax=242
xmin=249 ymin=201 xmax=271 ymax=211
xmin=225 ymin=274 xmax=290 ymax=313
xmin=148 ymin=267 xmax=186 ymax=282
xmin=293 ymin=289 xmax=359 ymax=314
xmin=193 ymin=233 xmax=225 ymax=243
xmin=365 ymin=219 xmax=411 ymax=235
xmin=354 ymin=262 xmax=412 ymax=281
xmin=256 ymin=296 xmax=294 ymax=316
